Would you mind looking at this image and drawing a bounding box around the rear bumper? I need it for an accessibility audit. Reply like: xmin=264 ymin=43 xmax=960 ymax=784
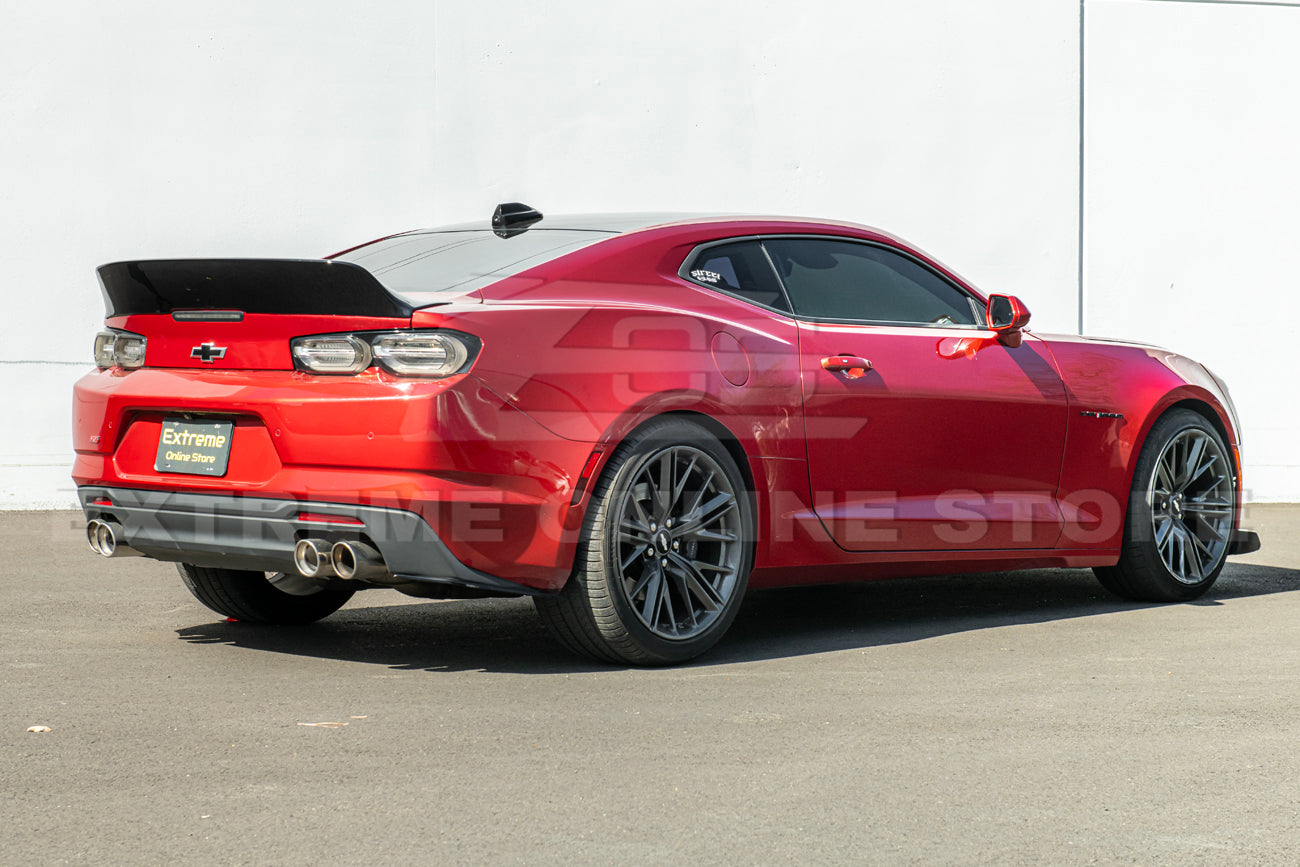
xmin=78 ymin=486 xmax=552 ymax=597
xmin=71 ymin=367 xmax=597 ymax=589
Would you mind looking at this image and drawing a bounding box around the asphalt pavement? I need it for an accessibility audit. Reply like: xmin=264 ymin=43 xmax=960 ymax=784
xmin=3 ymin=505 xmax=1299 ymax=865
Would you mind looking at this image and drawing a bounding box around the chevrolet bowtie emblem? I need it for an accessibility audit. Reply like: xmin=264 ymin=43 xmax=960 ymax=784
xmin=191 ymin=343 xmax=228 ymax=363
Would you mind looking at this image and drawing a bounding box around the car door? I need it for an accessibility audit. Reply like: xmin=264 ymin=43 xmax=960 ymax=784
xmin=763 ymin=236 xmax=1069 ymax=552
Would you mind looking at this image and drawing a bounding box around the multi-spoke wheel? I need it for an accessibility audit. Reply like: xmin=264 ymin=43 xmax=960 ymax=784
xmin=177 ymin=563 xmax=355 ymax=624
xmin=1094 ymin=409 xmax=1236 ymax=601
xmin=536 ymin=418 xmax=753 ymax=665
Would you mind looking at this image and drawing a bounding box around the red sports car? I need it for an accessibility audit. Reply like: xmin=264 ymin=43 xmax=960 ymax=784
xmin=74 ymin=204 xmax=1260 ymax=664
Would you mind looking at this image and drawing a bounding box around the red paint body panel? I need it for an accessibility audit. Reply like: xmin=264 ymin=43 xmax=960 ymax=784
xmin=73 ymin=216 xmax=1247 ymax=594
xmin=798 ymin=325 xmax=1068 ymax=551
xmin=1033 ymin=334 xmax=1241 ymax=550
xmin=72 ymin=366 xmax=592 ymax=588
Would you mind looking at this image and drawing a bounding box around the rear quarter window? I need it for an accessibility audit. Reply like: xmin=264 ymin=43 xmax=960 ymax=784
xmin=682 ymin=240 xmax=790 ymax=312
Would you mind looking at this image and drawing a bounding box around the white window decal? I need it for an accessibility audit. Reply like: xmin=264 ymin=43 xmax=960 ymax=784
xmin=691 ymin=269 xmax=722 ymax=284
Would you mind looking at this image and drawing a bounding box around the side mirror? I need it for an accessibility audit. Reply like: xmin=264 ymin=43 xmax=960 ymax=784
xmin=987 ymin=294 xmax=1031 ymax=348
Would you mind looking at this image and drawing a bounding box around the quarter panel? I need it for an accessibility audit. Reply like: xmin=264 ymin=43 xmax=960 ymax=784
xmin=414 ymin=263 xmax=820 ymax=576
xmin=418 ymin=282 xmax=807 ymax=464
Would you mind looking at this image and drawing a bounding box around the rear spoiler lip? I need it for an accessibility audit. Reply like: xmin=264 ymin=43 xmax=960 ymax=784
xmin=96 ymin=258 xmax=415 ymax=319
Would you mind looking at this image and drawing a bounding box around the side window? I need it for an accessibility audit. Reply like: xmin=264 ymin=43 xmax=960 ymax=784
xmin=684 ymin=241 xmax=790 ymax=312
xmin=762 ymin=238 xmax=980 ymax=326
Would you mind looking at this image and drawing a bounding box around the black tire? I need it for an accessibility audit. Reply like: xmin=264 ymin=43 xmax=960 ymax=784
xmin=177 ymin=564 xmax=355 ymax=624
xmin=1094 ymin=409 xmax=1235 ymax=602
xmin=535 ymin=418 xmax=754 ymax=665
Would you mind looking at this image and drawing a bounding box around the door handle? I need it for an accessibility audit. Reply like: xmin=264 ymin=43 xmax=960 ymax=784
xmin=821 ymin=355 xmax=872 ymax=378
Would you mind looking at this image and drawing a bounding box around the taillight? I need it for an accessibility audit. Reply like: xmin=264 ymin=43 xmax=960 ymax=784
xmin=372 ymin=333 xmax=469 ymax=377
xmin=93 ymin=332 xmax=116 ymax=368
xmin=93 ymin=330 xmax=147 ymax=370
xmin=290 ymin=330 xmax=478 ymax=378
xmin=291 ymin=336 xmax=373 ymax=374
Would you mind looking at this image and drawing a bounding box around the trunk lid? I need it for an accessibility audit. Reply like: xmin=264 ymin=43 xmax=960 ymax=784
xmin=97 ymin=259 xmax=415 ymax=371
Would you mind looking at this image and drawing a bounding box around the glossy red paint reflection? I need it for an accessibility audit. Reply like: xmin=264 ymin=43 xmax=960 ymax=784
xmin=73 ymin=216 xmax=1246 ymax=594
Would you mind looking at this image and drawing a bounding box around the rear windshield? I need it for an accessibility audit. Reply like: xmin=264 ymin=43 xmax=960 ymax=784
xmin=335 ymin=229 xmax=613 ymax=306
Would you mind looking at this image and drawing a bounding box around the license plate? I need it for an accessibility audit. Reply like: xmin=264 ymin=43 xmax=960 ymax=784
xmin=155 ymin=418 xmax=234 ymax=476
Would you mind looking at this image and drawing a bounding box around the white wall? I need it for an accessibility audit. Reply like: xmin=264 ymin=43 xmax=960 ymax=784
xmin=1 ymin=1 xmax=438 ymax=507
xmin=1085 ymin=0 xmax=1300 ymax=501
xmin=431 ymin=0 xmax=1082 ymax=331
xmin=4 ymin=0 xmax=1296 ymax=507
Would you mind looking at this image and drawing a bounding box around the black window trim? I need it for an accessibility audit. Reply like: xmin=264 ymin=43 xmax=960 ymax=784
xmin=679 ymin=233 xmax=987 ymax=329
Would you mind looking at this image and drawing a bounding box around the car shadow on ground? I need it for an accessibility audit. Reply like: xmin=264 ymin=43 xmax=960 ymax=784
xmin=174 ymin=562 xmax=1300 ymax=674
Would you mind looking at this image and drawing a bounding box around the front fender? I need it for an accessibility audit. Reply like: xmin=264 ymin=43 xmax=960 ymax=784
xmin=1038 ymin=335 xmax=1240 ymax=549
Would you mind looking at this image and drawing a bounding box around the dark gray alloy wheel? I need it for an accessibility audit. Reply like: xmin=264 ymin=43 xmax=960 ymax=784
xmin=1094 ymin=409 xmax=1235 ymax=602
xmin=177 ymin=563 xmax=355 ymax=624
xmin=536 ymin=418 xmax=753 ymax=665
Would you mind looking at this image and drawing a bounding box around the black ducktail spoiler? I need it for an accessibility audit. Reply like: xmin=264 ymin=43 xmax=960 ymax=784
xmin=96 ymin=259 xmax=414 ymax=319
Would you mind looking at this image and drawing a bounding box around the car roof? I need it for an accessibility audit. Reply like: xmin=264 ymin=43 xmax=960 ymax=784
xmin=398 ymin=212 xmax=890 ymax=237
xmin=368 ymin=211 xmax=968 ymax=301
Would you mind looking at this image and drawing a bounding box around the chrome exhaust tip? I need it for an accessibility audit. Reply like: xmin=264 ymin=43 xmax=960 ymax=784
xmin=87 ymin=519 xmax=106 ymax=554
xmin=293 ymin=538 xmax=336 ymax=578
xmin=330 ymin=540 xmax=390 ymax=581
xmin=86 ymin=519 xmax=143 ymax=557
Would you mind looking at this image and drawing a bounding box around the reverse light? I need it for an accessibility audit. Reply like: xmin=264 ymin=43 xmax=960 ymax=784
xmin=291 ymin=336 xmax=372 ymax=374
xmin=94 ymin=330 xmax=147 ymax=370
xmin=372 ymin=333 xmax=469 ymax=377
xmin=94 ymin=332 xmax=116 ymax=368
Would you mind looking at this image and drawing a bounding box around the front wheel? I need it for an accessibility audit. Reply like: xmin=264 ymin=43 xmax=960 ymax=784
xmin=1094 ymin=409 xmax=1236 ymax=602
xmin=178 ymin=564 xmax=355 ymax=624
xmin=536 ymin=418 xmax=754 ymax=665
